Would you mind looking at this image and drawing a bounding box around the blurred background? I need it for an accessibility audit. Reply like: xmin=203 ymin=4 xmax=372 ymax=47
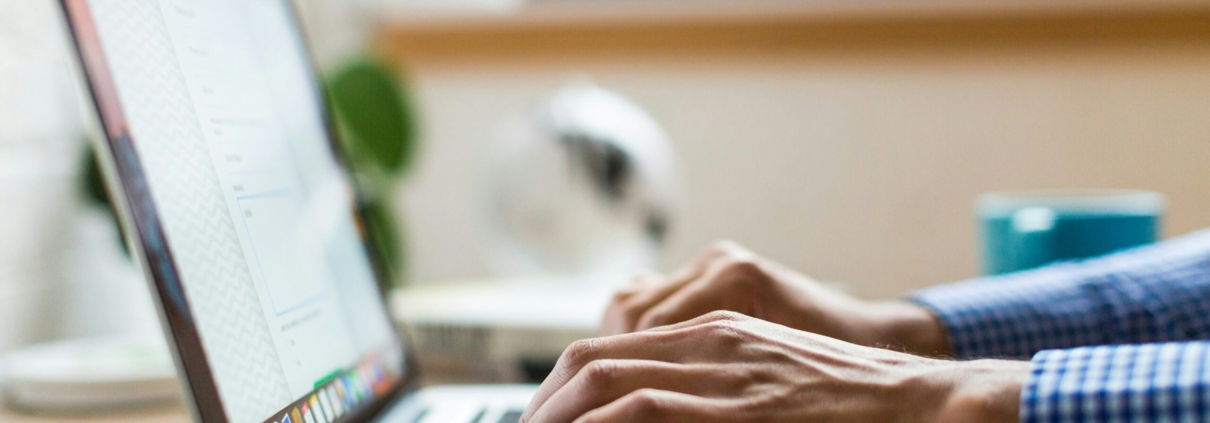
xmin=3 ymin=0 xmax=1210 ymax=419
xmin=364 ymin=0 xmax=1210 ymax=297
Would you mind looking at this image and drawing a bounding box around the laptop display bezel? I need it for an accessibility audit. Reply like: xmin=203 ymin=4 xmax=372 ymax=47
xmin=57 ymin=1 xmax=418 ymax=421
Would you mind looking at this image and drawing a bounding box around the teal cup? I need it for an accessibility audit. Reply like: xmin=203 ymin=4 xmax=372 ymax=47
xmin=977 ymin=190 xmax=1164 ymax=275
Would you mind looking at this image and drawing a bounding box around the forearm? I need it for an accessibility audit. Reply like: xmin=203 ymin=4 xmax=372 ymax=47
xmin=854 ymin=300 xmax=953 ymax=358
xmin=910 ymin=228 xmax=1210 ymax=358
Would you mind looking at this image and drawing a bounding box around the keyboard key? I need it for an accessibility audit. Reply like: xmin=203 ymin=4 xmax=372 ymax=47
xmin=408 ymin=408 xmax=429 ymax=423
xmin=470 ymin=408 xmax=486 ymax=423
xmin=496 ymin=410 xmax=524 ymax=423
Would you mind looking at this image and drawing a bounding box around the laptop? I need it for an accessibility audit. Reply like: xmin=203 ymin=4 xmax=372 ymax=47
xmin=59 ymin=0 xmax=538 ymax=422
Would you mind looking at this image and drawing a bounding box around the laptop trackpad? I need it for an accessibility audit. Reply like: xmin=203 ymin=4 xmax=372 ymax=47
xmin=383 ymin=385 xmax=536 ymax=423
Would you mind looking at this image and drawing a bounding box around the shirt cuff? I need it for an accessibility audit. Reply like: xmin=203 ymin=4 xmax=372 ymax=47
xmin=908 ymin=260 xmax=1097 ymax=359
xmin=1021 ymin=343 xmax=1210 ymax=423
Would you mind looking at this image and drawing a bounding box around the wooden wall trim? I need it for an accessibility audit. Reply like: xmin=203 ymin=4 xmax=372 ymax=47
xmin=374 ymin=0 xmax=1210 ymax=65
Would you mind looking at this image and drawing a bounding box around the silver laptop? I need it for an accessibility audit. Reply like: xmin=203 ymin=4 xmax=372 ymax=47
xmin=59 ymin=1 xmax=537 ymax=422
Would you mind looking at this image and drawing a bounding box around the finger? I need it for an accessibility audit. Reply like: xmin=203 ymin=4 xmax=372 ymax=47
xmin=601 ymin=271 xmax=666 ymax=336
xmin=524 ymin=332 xmax=699 ymax=423
xmin=572 ymin=389 xmax=727 ymax=423
xmin=641 ymin=310 xmax=752 ymax=333
xmin=527 ymin=360 xmax=740 ymax=423
xmin=634 ymin=258 xmax=760 ymax=331
xmin=527 ymin=314 xmax=762 ymax=422
xmin=600 ymin=245 xmax=730 ymax=335
xmin=633 ymin=278 xmax=725 ymax=332
xmin=641 ymin=242 xmax=729 ymax=295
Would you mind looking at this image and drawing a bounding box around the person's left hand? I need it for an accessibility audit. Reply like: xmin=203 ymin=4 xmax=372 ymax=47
xmin=520 ymin=311 xmax=1028 ymax=423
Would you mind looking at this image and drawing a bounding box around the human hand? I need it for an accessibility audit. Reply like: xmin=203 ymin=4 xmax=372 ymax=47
xmin=602 ymin=241 xmax=951 ymax=357
xmin=521 ymin=311 xmax=1027 ymax=423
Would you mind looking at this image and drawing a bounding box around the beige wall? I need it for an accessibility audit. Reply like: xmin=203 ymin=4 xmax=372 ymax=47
xmin=391 ymin=19 xmax=1210 ymax=298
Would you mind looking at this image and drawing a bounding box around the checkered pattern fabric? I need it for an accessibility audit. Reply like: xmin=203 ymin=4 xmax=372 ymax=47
xmin=1022 ymin=343 xmax=1210 ymax=423
xmin=911 ymin=229 xmax=1210 ymax=423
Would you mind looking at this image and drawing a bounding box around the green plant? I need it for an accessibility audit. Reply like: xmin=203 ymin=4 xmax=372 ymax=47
xmin=325 ymin=55 xmax=419 ymax=291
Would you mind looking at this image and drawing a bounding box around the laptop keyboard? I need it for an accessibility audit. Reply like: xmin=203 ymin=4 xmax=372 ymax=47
xmin=494 ymin=410 xmax=523 ymax=423
xmin=409 ymin=408 xmax=429 ymax=423
xmin=407 ymin=407 xmax=524 ymax=423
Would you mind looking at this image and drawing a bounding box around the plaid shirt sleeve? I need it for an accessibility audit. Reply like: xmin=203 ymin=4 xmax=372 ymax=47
xmin=910 ymin=229 xmax=1210 ymax=359
xmin=909 ymin=229 xmax=1210 ymax=423
xmin=1021 ymin=342 xmax=1210 ymax=423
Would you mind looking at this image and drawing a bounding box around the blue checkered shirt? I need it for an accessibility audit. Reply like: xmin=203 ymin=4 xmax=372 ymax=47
xmin=911 ymin=229 xmax=1210 ymax=423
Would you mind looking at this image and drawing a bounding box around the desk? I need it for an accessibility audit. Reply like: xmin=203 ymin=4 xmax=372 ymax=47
xmin=0 ymin=406 xmax=188 ymax=423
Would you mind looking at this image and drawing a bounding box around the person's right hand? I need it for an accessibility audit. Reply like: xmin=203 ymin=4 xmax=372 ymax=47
xmin=524 ymin=311 xmax=1025 ymax=423
xmin=601 ymin=241 xmax=952 ymax=357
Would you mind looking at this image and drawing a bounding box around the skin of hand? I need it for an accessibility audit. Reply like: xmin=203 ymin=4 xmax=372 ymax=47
xmin=601 ymin=240 xmax=952 ymax=357
xmin=521 ymin=311 xmax=1028 ymax=423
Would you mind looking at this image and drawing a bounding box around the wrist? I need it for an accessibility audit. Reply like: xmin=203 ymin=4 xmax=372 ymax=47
xmin=864 ymin=301 xmax=952 ymax=357
xmin=936 ymin=360 xmax=1029 ymax=423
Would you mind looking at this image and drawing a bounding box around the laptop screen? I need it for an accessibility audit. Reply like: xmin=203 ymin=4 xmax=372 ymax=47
xmin=61 ymin=1 xmax=405 ymax=422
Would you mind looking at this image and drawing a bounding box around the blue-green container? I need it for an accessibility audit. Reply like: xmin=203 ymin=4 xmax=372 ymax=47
xmin=978 ymin=190 xmax=1164 ymax=275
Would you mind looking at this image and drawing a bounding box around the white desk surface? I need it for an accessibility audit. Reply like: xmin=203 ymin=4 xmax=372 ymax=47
xmin=0 ymin=406 xmax=188 ymax=423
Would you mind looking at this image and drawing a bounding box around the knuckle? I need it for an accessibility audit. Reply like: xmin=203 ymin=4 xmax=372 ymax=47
xmin=561 ymin=338 xmax=601 ymax=367
xmin=623 ymin=389 xmax=666 ymax=416
xmin=699 ymin=319 xmax=750 ymax=345
xmin=609 ymin=290 xmax=638 ymax=307
xmin=579 ymin=360 xmax=619 ymax=390
xmin=610 ymin=289 xmax=632 ymax=302
xmin=721 ymin=257 xmax=762 ymax=277
xmin=719 ymin=261 xmax=772 ymax=292
xmin=702 ymin=310 xmax=748 ymax=323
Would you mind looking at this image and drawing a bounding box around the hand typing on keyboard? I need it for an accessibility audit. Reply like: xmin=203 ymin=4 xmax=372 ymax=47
xmin=520 ymin=241 xmax=1028 ymax=423
xmin=520 ymin=311 xmax=1025 ymax=423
